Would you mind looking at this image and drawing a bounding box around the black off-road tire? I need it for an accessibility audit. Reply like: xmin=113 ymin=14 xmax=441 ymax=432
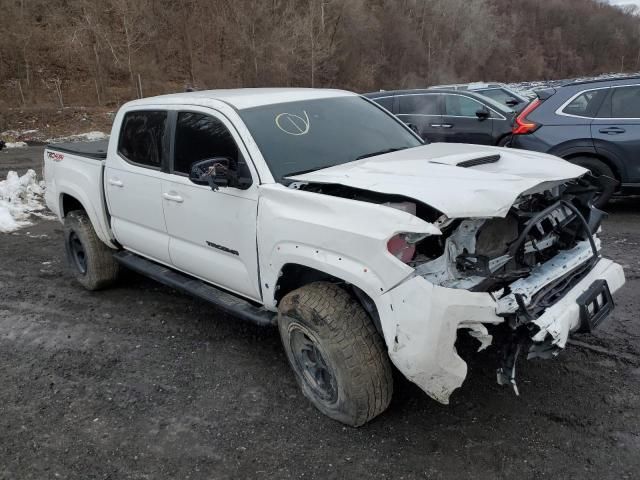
xmin=63 ymin=210 xmax=119 ymax=291
xmin=278 ymin=282 xmax=393 ymax=427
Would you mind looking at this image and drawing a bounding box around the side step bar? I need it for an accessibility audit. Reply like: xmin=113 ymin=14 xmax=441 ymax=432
xmin=114 ymin=251 xmax=275 ymax=327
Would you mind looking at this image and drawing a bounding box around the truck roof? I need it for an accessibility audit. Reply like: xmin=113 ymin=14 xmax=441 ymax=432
xmin=126 ymin=88 xmax=356 ymax=110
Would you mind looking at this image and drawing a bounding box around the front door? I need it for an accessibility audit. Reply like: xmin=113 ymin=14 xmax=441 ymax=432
xmin=105 ymin=109 xmax=171 ymax=264
xmin=440 ymin=93 xmax=495 ymax=145
xmin=162 ymin=109 xmax=261 ymax=301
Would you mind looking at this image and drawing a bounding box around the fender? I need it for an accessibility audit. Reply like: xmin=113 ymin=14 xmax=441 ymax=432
xmin=547 ymin=139 xmax=596 ymax=159
xmin=549 ymin=140 xmax=626 ymax=181
xmin=263 ymin=244 xmax=390 ymax=309
xmin=57 ymin=186 xmax=117 ymax=249
xmin=257 ymin=184 xmax=439 ymax=309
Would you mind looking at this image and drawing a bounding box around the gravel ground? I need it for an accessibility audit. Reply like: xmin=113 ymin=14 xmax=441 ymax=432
xmin=1 ymin=147 xmax=639 ymax=479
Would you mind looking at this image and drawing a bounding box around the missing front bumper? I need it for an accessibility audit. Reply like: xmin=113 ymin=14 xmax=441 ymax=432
xmin=377 ymin=257 xmax=625 ymax=404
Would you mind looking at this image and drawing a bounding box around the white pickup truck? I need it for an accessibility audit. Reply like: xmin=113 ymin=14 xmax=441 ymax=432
xmin=44 ymin=88 xmax=625 ymax=426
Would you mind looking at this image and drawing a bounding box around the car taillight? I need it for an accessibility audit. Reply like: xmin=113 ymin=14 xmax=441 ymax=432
xmin=512 ymin=98 xmax=541 ymax=135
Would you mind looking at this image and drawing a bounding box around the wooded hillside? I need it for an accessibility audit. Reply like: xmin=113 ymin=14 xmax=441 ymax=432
xmin=1 ymin=0 xmax=639 ymax=108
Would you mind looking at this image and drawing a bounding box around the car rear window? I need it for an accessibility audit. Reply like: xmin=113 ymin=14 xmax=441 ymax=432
xmin=118 ymin=111 xmax=167 ymax=168
xmin=562 ymin=89 xmax=607 ymax=118
xmin=398 ymin=94 xmax=439 ymax=115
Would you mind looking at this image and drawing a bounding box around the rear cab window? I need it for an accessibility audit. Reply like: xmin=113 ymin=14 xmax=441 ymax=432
xmin=118 ymin=111 xmax=168 ymax=169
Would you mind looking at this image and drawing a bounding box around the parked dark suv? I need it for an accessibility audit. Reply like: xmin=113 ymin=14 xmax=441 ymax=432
xmin=510 ymin=76 xmax=640 ymax=195
xmin=364 ymin=89 xmax=516 ymax=146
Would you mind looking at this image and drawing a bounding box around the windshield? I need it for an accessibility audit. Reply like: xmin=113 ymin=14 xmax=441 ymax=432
xmin=470 ymin=91 xmax=516 ymax=114
xmin=238 ymin=96 xmax=423 ymax=182
xmin=477 ymin=89 xmax=522 ymax=110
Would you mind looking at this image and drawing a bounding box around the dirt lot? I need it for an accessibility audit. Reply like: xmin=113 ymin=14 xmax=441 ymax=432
xmin=1 ymin=147 xmax=639 ymax=479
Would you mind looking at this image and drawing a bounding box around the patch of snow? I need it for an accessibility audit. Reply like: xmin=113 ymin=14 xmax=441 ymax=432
xmin=4 ymin=141 xmax=28 ymax=149
xmin=47 ymin=131 xmax=109 ymax=143
xmin=0 ymin=170 xmax=50 ymax=233
xmin=507 ymin=71 xmax=640 ymax=98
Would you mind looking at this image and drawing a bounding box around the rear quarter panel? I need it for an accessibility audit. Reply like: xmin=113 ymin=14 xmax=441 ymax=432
xmin=44 ymin=148 xmax=116 ymax=248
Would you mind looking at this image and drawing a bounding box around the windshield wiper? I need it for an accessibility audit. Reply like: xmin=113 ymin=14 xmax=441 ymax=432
xmin=285 ymin=147 xmax=409 ymax=178
xmin=356 ymin=147 xmax=407 ymax=160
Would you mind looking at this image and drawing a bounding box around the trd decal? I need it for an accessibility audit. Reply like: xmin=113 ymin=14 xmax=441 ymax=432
xmin=47 ymin=151 xmax=64 ymax=162
xmin=206 ymin=241 xmax=239 ymax=256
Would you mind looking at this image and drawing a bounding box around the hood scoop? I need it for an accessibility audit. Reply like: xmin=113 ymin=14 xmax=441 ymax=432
xmin=456 ymin=154 xmax=500 ymax=168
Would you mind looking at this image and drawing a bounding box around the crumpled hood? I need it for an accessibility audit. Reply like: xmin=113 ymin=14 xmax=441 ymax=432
xmin=287 ymin=143 xmax=587 ymax=218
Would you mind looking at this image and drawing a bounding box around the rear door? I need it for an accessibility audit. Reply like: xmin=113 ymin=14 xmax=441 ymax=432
xmin=591 ymin=84 xmax=640 ymax=183
xmin=105 ymin=109 xmax=171 ymax=264
xmin=162 ymin=108 xmax=261 ymax=301
xmin=440 ymin=93 xmax=495 ymax=145
xmin=396 ymin=93 xmax=444 ymax=142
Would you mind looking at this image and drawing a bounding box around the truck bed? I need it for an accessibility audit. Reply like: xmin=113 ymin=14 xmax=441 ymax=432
xmin=46 ymin=140 xmax=109 ymax=160
xmin=43 ymin=140 xmax=115 ymax=248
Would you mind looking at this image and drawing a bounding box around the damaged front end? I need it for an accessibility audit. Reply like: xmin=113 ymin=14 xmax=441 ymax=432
xmin=382 ymin=175 xmax=625 ymax=402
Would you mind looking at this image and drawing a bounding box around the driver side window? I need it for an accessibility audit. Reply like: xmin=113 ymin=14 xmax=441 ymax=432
xmin=173 ymin=112 xmax=239 ymax=175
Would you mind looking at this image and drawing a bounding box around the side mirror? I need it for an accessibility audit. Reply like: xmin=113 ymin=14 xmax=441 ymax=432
xmin=475 ymin=108 xmax=490 ymax=121
xmin=189 ymin=157 xmax=253 ymax=191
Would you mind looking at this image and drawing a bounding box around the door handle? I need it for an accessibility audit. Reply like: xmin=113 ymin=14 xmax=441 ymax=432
xmin=599 ymin=127 xmax=626 ymax=134
xmin=430 ymin=124 xmax=441 ymax=128
xmin=108 ymin=178 xmax=124 ymax=187
xmin=162 ymin=192 xmax=184 ymax=203
xmin=441 ymin=123 xmax=453 ymax=128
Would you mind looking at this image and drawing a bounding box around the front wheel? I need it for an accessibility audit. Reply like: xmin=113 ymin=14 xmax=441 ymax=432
xmin=64 ymin=210 xmax=119 ymax=290
xmin=278 ymin=282 xmax=393 ymax=427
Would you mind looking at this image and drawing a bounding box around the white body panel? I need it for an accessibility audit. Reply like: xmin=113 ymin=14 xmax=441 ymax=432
xmin=162 ymin=175 xmax=261 ymax=301
xmin=105 ymin=154 xmax=170 ymax=264
xmin=43 ymin=151 xmax=116 ymax=248
xmin=289 ymin=143 xmax=588 ymax=218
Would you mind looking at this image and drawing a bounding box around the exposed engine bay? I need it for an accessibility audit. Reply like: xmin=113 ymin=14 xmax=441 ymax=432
xmin=292 ymin=173 xmax=615 ymax=395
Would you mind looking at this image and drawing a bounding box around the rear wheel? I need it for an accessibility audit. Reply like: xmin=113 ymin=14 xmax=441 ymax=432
xmin=497 ymin=135 xmax=512 ymax=147
xmin=278 ymin=282 xmax=393 ymax=427
xmin=568 ymin=156 xmax=616 ymax=208
xmin=64 ymin=210 xmax=119 ymax=290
